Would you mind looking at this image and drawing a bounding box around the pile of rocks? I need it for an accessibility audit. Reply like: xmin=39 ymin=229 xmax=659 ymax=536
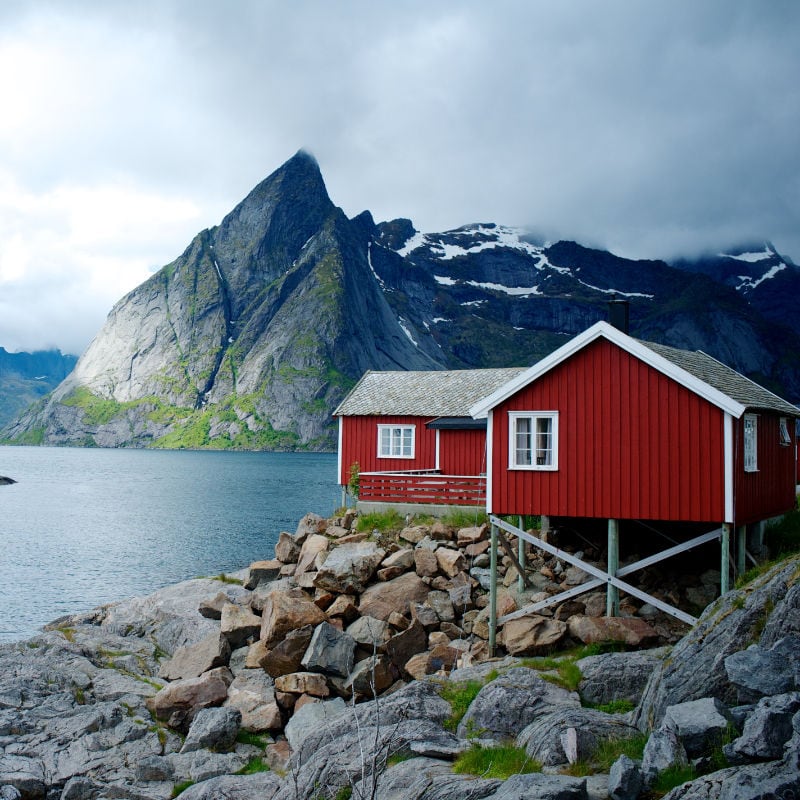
xmin=1 ymin=509 xmax=796 ymax=800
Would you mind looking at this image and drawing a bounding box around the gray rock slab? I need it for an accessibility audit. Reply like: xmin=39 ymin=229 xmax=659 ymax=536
xmin=663 ymin=697 xmax=732 ymax=757
xmin=641 ymin=725 xmax=689 ymax=785
xmin=284 ymin=697 xmax=348 ymax=751
xmin=457 ymin=667 xmax=580 ymax=740
xmin=577 ymin=649 xmax=666 ymax=706
xmin=729 ymin=691 xmax=800 ymax=761
xmin=301 ymin=621 xmax=355 ymax=678
xmin=313 ymin=541 xmax=385 ymax=594
xmin=517 ymin=707 xmax=640 ymax=766
xmin=489 ymin=773 xmax=587 ymax=799
xmin=724 ymin=644 xmax=797 ymax=702
xmin=609 ymin=754 xmax=643 ymax=800
xmin=181 ymin=707 xmax=241 ymax=754
xmin=177 ymin=771 xmax=281 ymax=800
xmin=158 ymin=632 xmax=230 ymax=681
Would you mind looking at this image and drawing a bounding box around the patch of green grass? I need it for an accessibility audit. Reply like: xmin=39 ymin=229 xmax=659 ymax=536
xmin=171 ymin=780 xmax=195 ymax=797
xmin=591 ymin=733 xmax=648 ymax=771
xmin=441 ymin=509 xmax=488 ymax=529
xmin=236 ymin=730 xmax=270 ymax=749
xmin=215 ymin=573 xmax=244 ymax=585
xmin=73 ymin=686 xmax=86 ymax=705
xmin=453 ymin=744 xmax=542 ymax=780
xmin=438 ymin=680 xmax=484 ymax=732
xmin=237 ymin=756 xmax=270 ymax=774
xmin=649 ymin=763 xmax=697 ymax=795
xmin=58 ymin=626 xmax=76 ymax=642
xmin=356 ymin=509 xmax=406 ymax=534
xmin=766 ymin=503 xmax=800 ymax=556
xmin=386 ymin=751 xmax=414 ymax=767
xmin=583 ymin=698 xmax=635 ymax=714
xmin=543 ymin=660 xmax=582 ymax=692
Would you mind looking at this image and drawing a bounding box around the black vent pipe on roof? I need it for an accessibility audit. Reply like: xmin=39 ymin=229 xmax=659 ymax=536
xmin=608 ymin=296 xmax=630 ymax=334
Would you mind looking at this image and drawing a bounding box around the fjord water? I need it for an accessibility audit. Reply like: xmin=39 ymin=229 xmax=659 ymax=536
xmin=0 ymin=446 xmax=338 ymax=643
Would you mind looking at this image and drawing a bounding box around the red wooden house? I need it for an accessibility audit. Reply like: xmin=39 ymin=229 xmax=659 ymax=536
xmin=470 ymin=320 xmax=798 ymax=528
xmin=334 ymin=367 xmax=524 ymax=511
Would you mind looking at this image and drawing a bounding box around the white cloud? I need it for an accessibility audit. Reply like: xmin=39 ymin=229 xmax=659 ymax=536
xmin=0 ymin=0 xmax=797 ymax=353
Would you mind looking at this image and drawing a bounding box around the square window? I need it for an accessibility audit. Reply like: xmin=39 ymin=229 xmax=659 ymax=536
xmin=377 ymin=425 xmax=415 ymax=459
xmin=509 ymin=412 xmax=558 ymax=470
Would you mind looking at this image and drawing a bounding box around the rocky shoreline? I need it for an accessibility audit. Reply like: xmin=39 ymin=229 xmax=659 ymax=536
xmin=0 ymin=510 xmax=798 ymax=800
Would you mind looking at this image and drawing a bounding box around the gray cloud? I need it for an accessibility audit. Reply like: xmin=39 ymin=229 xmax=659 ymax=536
xmin=0 ymin=1 xmax=797 ymax=354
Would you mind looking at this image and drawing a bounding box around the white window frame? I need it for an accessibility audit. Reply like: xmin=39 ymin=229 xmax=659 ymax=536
xmin=779 ymin=417 xmax=791 ymax=447
xmin=743 ymin=413 xmax=758 ymax=472
xmin=377 ymin=424 xmax=415 ymax=459
xmin=508 ymin=411 xmax=559 ymax=471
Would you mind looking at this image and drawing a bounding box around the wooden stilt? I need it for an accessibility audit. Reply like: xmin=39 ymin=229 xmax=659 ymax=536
xmin=606 ymin=519 xmax=620 ymax=617
xmin=518 ymin=516 xmax=525 ymax=593
xmin=721 ymin=523 xmax=731 ymax=595
xmin=736 ymin=526 xmax=747 ymax=577
xmin=489 ymin=523 xmax=498 ymax=656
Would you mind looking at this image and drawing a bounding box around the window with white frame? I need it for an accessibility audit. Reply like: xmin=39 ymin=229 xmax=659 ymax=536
xmin=377 ymin=425 xmax=415 ymax=458
xmin=743 ymin=414 xmax=758 ymax=472
xmin=509 ymin=412 xmax=558 ymax=470
xmin=779 ymin=417 xmax=791 ymax=447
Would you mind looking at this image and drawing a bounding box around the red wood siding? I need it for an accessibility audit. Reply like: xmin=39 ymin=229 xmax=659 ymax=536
xmin=734 ymin=414 xmax=797 ymax=524
xmin=490 ymin=338 xmax=727 ymax=522
xmin=438 ymin=428 xmax=488 ymax=476
xmin=338 ymin=415 xmax=437 ymax=485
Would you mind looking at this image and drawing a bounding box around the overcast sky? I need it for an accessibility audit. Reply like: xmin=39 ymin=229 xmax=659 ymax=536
xmin=0 ymin=1 xmax=797 ymax=355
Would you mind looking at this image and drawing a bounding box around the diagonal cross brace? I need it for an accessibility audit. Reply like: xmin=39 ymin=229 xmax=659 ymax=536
xmin=491 ymin=516 xmax=721 ymax=627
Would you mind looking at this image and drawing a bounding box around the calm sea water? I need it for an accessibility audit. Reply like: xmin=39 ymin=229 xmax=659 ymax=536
xmin=0 ymin=446 xmax=338 ymax=643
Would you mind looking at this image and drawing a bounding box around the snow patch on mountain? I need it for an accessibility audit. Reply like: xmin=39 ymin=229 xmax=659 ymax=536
xmin=576 ymin=279 xmax=654 ymax=299
xmin=719 ymin=246 xmax=774 ymax=263
xmin=736 ymin=262 xmax=787 ymax=291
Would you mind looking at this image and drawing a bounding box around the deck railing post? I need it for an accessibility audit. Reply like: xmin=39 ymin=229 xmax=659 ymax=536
xmin=736 ymin=525 xmax=746 ymax=577
xmin=721 ymin=523 xmax=731 ymax=594
xmin=606 ymin=518 xmax=620 ymax=617
xmin=518 ymin=516 xmax=525 ymax=593
xmin=489 ymin=522 xmax=498 ymax=657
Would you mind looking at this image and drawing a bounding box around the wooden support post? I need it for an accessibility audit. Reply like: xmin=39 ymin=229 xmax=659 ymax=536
xmin=489 ymin=523 xmax=498 ymax=656
xmin=606 ymin=519 xmax=620 ymax=617
xmin=518 ymin=517 xmax=525 ymax=593
xmin=541 ymin=515 xmax=550 ymax=536
xmin=736 ymin=526 xmax=747 ymax=577
xmin=721 ymin=523 xmax=731 ymax=595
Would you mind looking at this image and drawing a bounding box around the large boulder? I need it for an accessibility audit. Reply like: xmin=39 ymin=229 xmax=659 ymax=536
xmin=256 ymin=625 xmax=315 ymax=677
xmin=663 ymin=697 xmax=732 ymax=757
xmin=313 ymin=541 xmax=385 ymax=594
xmin=577 ymin=649 xmax=665 ymax=706
xmin=503 ymin=614 xmax=567 ymax=655
xmin=158 ymin=632 xmax=231 ymax=681
xmin=568 ymin=616 xmax=659 ymax=647
xmin=300 ymin=622 xmax=356 ymax=678
xmin=294 ymin=533 xmax=329 ymax=577
xmin=259 ymin=590 xmax=326 ymax=648
xmin=224 ymin=669 xmax=282 ymax=732
xmin=634 ymin=558 xmax=800 ymax=731
xmin=517 ymin=707 xmax=640 ymax=766
xmin=490 ymin=773 xmax=587 ymax=799
xmin=457 ymin=667 xmax=580 ymax=740
xmin=358 ymin=571 xmax=430 ymax=621
xmin=180 ymin=707 xmax=241 ymax=753
xmin=724 ymin=639 xmax=799 ymax=703
xmin=220 ymin=604 xmax=261 ymax=649
xmin=148 ymin=668 xmax=231 ymax=732
xmin=726 ymin=692 xmax=800 ymax=762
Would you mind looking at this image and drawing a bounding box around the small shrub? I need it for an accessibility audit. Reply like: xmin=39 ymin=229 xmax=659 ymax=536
xmin=438 ymin=680 xmax=484 ymax=732
xmin=453 ymin=744 xmax=542 ymax=780
xmin=347 ymin=462 xmax=360 ymax=499
xmin=236 ymin=730 xmax=269 ymax=748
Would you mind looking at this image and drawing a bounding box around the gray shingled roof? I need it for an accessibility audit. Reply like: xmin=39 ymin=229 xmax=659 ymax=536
xmin=641 ymin=340 xmax=799 ymax=416
xmin=334 ymin=367 xmax=527 ymax=417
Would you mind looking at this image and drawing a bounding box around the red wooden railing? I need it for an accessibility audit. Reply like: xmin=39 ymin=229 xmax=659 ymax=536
xmin=358 ymin=471 xmax=486 ymax=506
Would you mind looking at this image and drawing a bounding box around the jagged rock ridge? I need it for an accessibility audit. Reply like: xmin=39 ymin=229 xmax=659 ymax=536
xmin=3 ymin=151 xmax=799 ymax=449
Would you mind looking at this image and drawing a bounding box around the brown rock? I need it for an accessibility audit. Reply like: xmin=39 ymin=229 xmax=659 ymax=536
xmin=224 ymin=670 xmax=282 ymax=732
xmin=294 ymin=694 xmax=320 ymax=712
xmin=275 ymin=691 xmax=296 ymax=712
xmin=428 ymin=631 xmax=450 ymax=648
xmin=358 ymin=571 xmax=430 ymax=621
xmin=414 ymin=548 xmax=439 ymax=578
xmin=428 ymin=642 xmax=461 ymax=671
xmin=399 ymin=525 xmax=429 ymax=544
xmin=382 ymin=548 xmax=415 ymax=571
xmin=334 ymin=532 xmax=371 ymax=545
xmin=325 ymin=594 xmax=359 ymax=622
xmin=387 ymin=612 xmax=409 ymax=631
xmin=440 ymin=622 xmax=464 ymax=639
xmin=410 ymin=603 xmax=439 ymax=630
xmin=326 ymin=525 xmax=350 ymax=538
xmin=244 ymin=639 xmax=270 ymax=670
xmin=457 ymin=524 xmax=488 ymax=546
xmin=504 ymin=614 xmax=568 ymax=655
xmin=260 ymin=590 xmax=326 ymax=648
xmin=554 ymin=600 xmax=586 ymax=621
xmin=347 ymin=616 xmax=389 ymax=648
xmin=346 ymin=654 xmax=395 ymax=696
xmin=274 ymin=671 xmax=330 ymax=697
xmin=275 ymin=532 xmax=300 ymax=564
xmin=296 ymin=571 xmax=318 ymax=589
xmin=260 ymin=625 xmax=315 ymax=677
xmin=265 ymin=740 xmax=292 ymax=773
xmin=430 ymin=522 xmax=453 ymax=541
xmin=313 ymin=591 xmax=337 ymax=610
xmin=221 ymin=603 xmax=262 ymax=648
xmin=294 ymin=534 xmax=329 ymax=577
xmin=148 ymin=668 xmax=230 ymax=732
xmin=245 ymin=559 xmax=282 ymax=590
xmin=404 ymin=652 xmax=437 ymax=680
xmin=385 ymin=620 xmax=427 ymax=674
xmin=313 ymin=541 xmax=385 ymax=594
xmin=436 ymin=548 xmax=466 ymax=578
xmin=158 ymin=632 xmax=231 ymax=681
xmin=294 ymin=512 xmax=326 ymax=544
xmin=567 ymin=615 xmax=659 ymax=647
xmin=426 ymin=590 xmax=455 ymax=622
xmin=279 ymin=564 xmax=296 ymax=577
xmin=465 ymin=540 xmax=490 ymax=557
xmin=377 ymin=566 xmax=406 ymax=582
xmin=198 ymin=591 xmax=231 ymax=620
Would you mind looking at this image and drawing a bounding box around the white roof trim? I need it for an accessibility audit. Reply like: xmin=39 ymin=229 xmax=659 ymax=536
xmin=469 ymin=321 xmax=747 ymax=419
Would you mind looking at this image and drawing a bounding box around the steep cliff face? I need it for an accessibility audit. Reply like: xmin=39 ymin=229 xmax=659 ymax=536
xmin=4 ymin=152 xmax=798 ymax=450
